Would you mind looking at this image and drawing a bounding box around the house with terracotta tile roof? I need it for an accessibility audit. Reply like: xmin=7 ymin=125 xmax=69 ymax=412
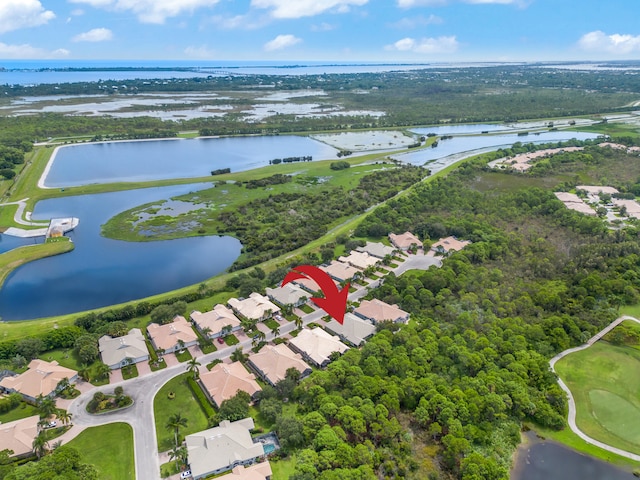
xmin=319 ymin=260 xmax=360 ymax=282
xmin=265 ymin=283 xmax=309 ymax=308
xmin=199 ymin=362 xmax=262 ymax=408
xmin=217 ymin=462 xmax=273 ymax=480
xmin=354 ymin=298 xmax=410 ymax=324
xmin=356 ymin=241 xmax=396 ymax=259
xmin=0 ymin=415 xmax=39 ymax=458
xmin=288 ymin=328 xmax=349 ymax=368
xmin=99 ymin=328 xmax=149 ymax=370
xmin=186 ymin=418 xmax=265 ymax=479
xmin=191 ymin=305 xmax=241 ymax=338
xmin=389 ymin=231 xmax=423 ymax=250
xmin=147 ymin=315 xmax=199 ymax=354
xmin=325 ymin=313 xmax=376 ymax=347
xmin=0 ymin=360 xmax=78 ymax=403
xmin=338 ymin=251 xmax=379 ymax=270
xmin=228 ymin=293 xmax=280 ymax=322
xmin=430 ymin=236 xmax=471 ymax=255
xmin=247 ymin=344 xmax=312 ymax=386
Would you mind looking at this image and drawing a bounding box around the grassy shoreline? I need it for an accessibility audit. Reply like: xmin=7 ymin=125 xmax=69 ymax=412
xmin=0 ymin=238 xmax=74 ymax=289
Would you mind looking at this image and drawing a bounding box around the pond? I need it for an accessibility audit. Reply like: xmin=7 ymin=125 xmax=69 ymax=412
xmin=43 ymin=135 xmax=339 ymax=188
xmin=511 ymin=434 xmax=635 ymax=480
xmin=0 ymin=183 xmax=241 ymax=320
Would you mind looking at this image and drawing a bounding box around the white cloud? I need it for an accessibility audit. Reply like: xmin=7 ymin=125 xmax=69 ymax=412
xmin=73 ymin=27 xmax=113 ymax=42
xmin=252 ymin=0 xmax=368 ymax=19
xmin=69 ymin=0 xmax=221 ymax=24
xmin=397 ymin=0 xmax=448 ymax=7
xmin=208 ymin=14 xmax=267 ymax=30
xmin=578 ymin=30 xmax=640 ymax=55
xmin=71 ymin=9 xmax=85 ymax=16
xmin=0 ymin=0 xmax=55 ymax=34
xmin=264 ymin=34 xmax=302 ymax=51
xmin=390 ymin=14 xmax=443 ymax=28
xmin=385 ymin=35 xmax=458 ymax=54
xmin=311 ymin=22 xmax=336 ymax=32
xmin=0 ymin=43 xmax=69 ymax=59
xmin=184 ymin=45 xmax=215 ymax=58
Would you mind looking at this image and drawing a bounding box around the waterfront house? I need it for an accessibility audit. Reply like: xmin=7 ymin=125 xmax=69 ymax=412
xmin=228 ymin=293 xmax=280 ymax=322
xmin=0 ymin=360 xmax=78 ymax=403
xmin=147 ymin=315 xmax=199 ymax=354
xmin=265 ymin=284 xmax=308 ymax=308
xmin=191 ymin=305 xmax=242 ymax=338
xmin=98 ymin=328 xmax=149 ymax=370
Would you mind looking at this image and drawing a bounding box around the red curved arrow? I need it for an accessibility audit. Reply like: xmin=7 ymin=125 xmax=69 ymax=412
xmin=282 ymin=265 xmax=350 ymax=324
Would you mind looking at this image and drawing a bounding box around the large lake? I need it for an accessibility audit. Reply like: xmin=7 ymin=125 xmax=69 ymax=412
xmin=44 ymin=136 xmax=339 ymax=187
xmin=0 ymin=183 xmax=241 ymax=320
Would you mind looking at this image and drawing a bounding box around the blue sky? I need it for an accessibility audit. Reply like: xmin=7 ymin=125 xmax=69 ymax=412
xmin=0 ymin=0 xmax=639 ymax=62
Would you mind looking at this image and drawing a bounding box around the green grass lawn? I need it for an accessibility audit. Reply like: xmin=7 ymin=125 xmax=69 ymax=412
xmin=0 ymin=402 xmax=38 ymax=423
xmin=224 ymin=334 xmax=239 ymax=346
xmin=175 ymin=349 xmax=192 ymax=362
xmin=66 ymin=423 xmax=135 ymax=480
xmin=121 ymin=364 xmax=139 ymax=379
xmin=38 ymin=347 xmax=86 ymax=371
xmin=154 ymin=373 xmax=210 ymax=451
xmin=270 ymin=454 xmax=297 ymax=480
xmin=299 ymin=304 xmax=314 ymax=314
xmin=555 ymin=341 xmax=640 ymax=455
xmin=264 ymin=318 xmax=279 ymax=330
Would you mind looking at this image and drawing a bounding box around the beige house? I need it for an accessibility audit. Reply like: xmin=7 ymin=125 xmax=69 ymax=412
xmin=430 ymin=236 xmax=471 ymax=255
xmin=0 ymin=415 xmax=39 ymax=457
xmin=199 ymin=362 xmax=262 ymax=407
xmin=265 ymin=284 xmax=309 ymax=308
xmin=320 ymin=261 xmax=360 ymax=282
xmin=147 ymin=315 xmax=198 ymax=354
xmin=356 ymin=241 xmax=396 ymax=259
xmin=99 ymin=328 xmax=149 ymax=370
xmin=288 ymin=328 xmax=349 ymax=368
xmin=389 ymin=231 xmax=423 ymax=250
xmin=325 ymin=313 xmax=376 ymax=347
xmin=191 ymin=305 xmax=242 ymax=338
xmin=228 ymin=293 xmax=280 ymax=322
xmin=0 ymin=359 xmax=78 ymax=403
xmin=354 ymin=298 xmax=410 ymax=324
xmin=247 ymin=344 xmax=312 ymax=386
xmin=338 ymin=251 xmax=379 ymax=271
xmin=186 ymin=418 xmax=265 ymax=479
xmin=217 ymin=463 xmax=273 ymax=480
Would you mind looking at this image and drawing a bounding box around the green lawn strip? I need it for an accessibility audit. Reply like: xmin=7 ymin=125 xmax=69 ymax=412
xmin=554 ymin=341 xmax=640 ymax=455
xmin=224 ymin=334 xmax=239 ymax=346
xmin=299 ymin=304 xmax=314 ymax=314
xmin=0 ymin=240 xmax=74 ymax=288
xmin=121 ymin=364 xmax=139 ymax=380
xmin=66 ymin=422 xmax=135 ymax=480
xmin=0 ymin=203 xmax=19 ymax=228
xmin=0 ymin=402 xmax=38 ymax=423
xmin=529 ymin=423 xmax=640 ymax=470
xmin=160 ymin=460 xmax=180 ymax=478
xmin=270 ymin=453 xmax=297 ymax=480
xmin=263 ymin=319 xmax=279 ymax=330
xmin=186 ymin=375 xmax=215 ymax=417
xmin=154 ymin=373 xmax=210 ymax=451
xmin=175 ymin=349 xmax=192 ymax=363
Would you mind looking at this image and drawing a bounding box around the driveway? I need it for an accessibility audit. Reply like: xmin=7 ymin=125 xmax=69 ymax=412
xmin=137 ymin=361 xmax=152 ymax=377
xmin=110 ymin=368 xmax=124 ymax=384
xmin=163 ymin=353 xmax=179 ymax=368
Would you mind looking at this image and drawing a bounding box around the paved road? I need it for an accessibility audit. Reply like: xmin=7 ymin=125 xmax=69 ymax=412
xmin=60 ymin=251 xmax=440 ymax=480
xmin=549 ymin=315 xmax=640 ymax=462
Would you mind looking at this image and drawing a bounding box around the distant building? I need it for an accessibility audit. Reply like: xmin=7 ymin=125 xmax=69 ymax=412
xmin=319 ymin=260 xmax=360 ymax=282
xmin=186 ymin=418 xmax=264 ymax=479
xmin=0 ymin=360 xmax=78 ymax=403
xmin=338 ymin=251 xmax=379 ymax=270
xmin=354 ymin=298 xmax=410 ymax=324
xmin=247 ymin=344 xmax=312 ymax=386
xmin=191 ymin=305 xmax=242 ymax=338
xmin=217 ymin=463 xmax=272 ymax=480
xmin=356 ymin=241 xmax=396 ymax=259
xmin=228 ymin=293 xmax=280 ymax=322
xmin=199 ymin=362 xmax=262 ymax=408
xmin=0 ymin=415 xmax=39 ymax=458
xmin=325 ymin=313 xmax=376 ymax=347
xmin=147 ymin=315 xmax=198 ymax=354
xmin=288 ymin=328 xmax=349 ymax=368
xmin=430 ymin=236 xmax=471 ymax=256
xmin=98 ymin=328 xmax=149 ymax=370
xmin=265 ymin=284 xmax=309 ymax=308
xmin=389 ymin=231 xmax=423 ymax=250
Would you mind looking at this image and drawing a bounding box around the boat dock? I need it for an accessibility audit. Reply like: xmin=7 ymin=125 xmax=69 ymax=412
xmin=3 ymin=217 xmax=79 ymax=238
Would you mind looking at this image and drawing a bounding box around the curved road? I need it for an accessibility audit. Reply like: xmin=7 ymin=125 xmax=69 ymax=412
xmin=60 ymin=252 xmax=441 ymax=480
xmin=549 ymin=315 xmax=640 ymax=462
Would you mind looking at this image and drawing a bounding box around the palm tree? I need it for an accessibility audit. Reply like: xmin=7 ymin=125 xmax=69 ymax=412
xmin=166 ymin=413 xmax=188 ymax=448
xmin=79 ymin=367 xmax=92 ymax=383
xmin=56 ymin=377 xmax=71 ymax=394
xmin=95 ymin=362 xmax=111 ymax=381
xmin=32 ymin=432 xmax=49 ymax=459
xmin=36 ymin=395 xmax=57 ymax=420
xmin=200 ymin=327 xmax=212 ymax=339
xmin=57 ymin=409 xmax=73 ymax=426
xmin=270 ymin=324 xmax=280 ymax=337
xmin=230 ymin=347 xmax=247 ymax=363
xmin=176 ymin=339 xmax=186 ymax=352
xmin=294 ymin=316 xmax=303 ymax=331
xmin=186 ymin=358 xmax=201 ymax=379
xmin=169 ymin=444 xmax=189 ymax=469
